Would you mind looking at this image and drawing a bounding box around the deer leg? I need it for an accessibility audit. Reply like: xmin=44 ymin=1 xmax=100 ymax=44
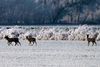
xmin=32 ymin=41 xmax=37 ymax=46
xmin=30 ymin=41 xmax=34 ymax=46
xmin=29 ymin=41 xmax=31 ymax=46
xmin=8 ymin=42 xmax=13 ymax=46
xmin=94 ymin=42 xmax=97 ymax=46
xmin=15 ymin=42 xmax=18 ymax=46
xmin=32 ymin=41 xmax=34 ymax=46
xmin=92 ymin=42 xmax=94 ymax=46
xmin=88 ymin=41 xmax=90 ymax=46
xmin=18 ymin=42 xmax=21 ymax=46
xmin=35 ymin=41 xmax=37 ymax=45
xmin=10 ymin=43 xmax=13 ymax=46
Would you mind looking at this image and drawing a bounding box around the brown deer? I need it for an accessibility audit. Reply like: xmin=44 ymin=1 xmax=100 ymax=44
xmin=26 ymin=36 xmax=37 ymax=46
xmin=4 ymin=35 xmax=21 ymax=46
xmin=87 ymin=33 xmax=99 ymax=46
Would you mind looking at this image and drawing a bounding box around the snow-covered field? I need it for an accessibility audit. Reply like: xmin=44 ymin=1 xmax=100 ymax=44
xmin=0 ymin=40 xmax=100 ymax=67
xmin=0 ymin=25 xmax=100 ymax=67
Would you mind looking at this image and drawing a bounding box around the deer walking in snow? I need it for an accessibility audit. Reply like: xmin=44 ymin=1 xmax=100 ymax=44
xmin=4 ymin=35 xmax=21 ymax=46
xmin=87 ymin=33 xmax=99 ymax=46
xmin=26 ymin=36 xmax=37 ymax=46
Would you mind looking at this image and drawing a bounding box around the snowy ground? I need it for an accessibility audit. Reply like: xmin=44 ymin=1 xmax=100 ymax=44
xmin=0 ymin=40 xmax=100 ymax=67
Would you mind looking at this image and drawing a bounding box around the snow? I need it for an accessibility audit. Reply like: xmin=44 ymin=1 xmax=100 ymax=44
xmin=0 ymin=25 xmax=100 ymax=41
xmin=0 ymin=25 xmax=100 ymax=67
xmin=0 ymin=40 xmax=100 ymax=67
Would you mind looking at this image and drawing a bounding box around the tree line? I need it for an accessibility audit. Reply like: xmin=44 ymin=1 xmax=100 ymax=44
xmin=0 ymin=0 xmax=100 ymax=25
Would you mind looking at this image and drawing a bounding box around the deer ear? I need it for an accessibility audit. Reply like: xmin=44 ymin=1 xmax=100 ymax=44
xmin=5 ymin=35 xmax=8 ymax=37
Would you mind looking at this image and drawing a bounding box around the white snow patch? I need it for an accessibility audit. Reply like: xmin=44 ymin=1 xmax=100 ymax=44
xmin=0 ymin=40 xmax=100 ymax=67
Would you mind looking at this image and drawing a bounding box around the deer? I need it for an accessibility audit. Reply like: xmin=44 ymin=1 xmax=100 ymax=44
xmin=4 ymin=35 xmax=21 ymax=46
xmin=87 ymin=33 xmax=99 ymax=46
xmin=26 ymin=36 xmax=37 ymax=46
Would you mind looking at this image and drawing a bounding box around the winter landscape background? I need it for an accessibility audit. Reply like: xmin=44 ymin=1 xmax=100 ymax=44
xmin=0 ymin=0 xmax=100 ymax=67
xmin=0 ymin=0 xmax=100 ymax=25
xmin=0 ymin=25 xmax=99 ymax=67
